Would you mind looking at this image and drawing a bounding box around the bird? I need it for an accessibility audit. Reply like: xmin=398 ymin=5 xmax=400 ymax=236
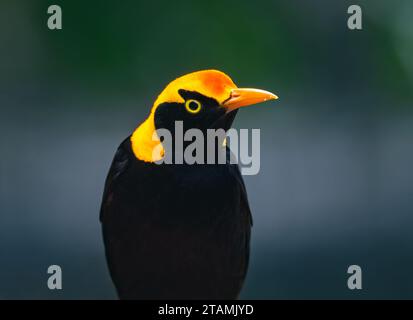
xmin=100 ymin=70 xmax=278 ymax=299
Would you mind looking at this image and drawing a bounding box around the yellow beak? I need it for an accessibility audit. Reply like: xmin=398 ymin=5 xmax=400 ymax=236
xmin=223 ymin=88 xmax=278 ymax=112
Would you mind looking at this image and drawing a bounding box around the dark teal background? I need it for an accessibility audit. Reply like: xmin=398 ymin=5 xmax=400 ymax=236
xmin=1 ymin=1 xmax=412 ymax=299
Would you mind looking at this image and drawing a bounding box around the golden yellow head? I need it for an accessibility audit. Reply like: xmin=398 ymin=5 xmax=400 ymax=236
xmin=131 ymin=70 xmax=278 ymax=162
xmin=153 ymin=70 xmax=237 ymax=108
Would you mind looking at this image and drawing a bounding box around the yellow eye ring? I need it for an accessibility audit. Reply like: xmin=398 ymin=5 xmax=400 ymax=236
xmin=185 ymin=99 xmax=202 ymax=114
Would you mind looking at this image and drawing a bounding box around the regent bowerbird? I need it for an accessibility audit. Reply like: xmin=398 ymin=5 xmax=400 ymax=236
xmin=100 ymin=70 xmax=278 ymax=299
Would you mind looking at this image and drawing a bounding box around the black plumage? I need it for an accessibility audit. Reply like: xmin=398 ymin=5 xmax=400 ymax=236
xmin=100 ymin=137 xmax=252 ymax=299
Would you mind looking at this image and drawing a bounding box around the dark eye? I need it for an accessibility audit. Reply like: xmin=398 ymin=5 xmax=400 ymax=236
xmin=185 ymin=99 xmax=202 ymax=114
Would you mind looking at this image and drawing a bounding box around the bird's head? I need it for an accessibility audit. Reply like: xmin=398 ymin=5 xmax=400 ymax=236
xmin=131 ymin=70 xmax=278 ymax=162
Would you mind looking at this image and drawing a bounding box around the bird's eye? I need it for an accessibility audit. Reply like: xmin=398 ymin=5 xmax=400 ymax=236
xmin=185 ymin=99 xmax=202 ymax=114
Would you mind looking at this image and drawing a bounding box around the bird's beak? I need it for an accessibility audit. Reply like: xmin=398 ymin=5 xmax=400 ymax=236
xmin=222 ymin=88 xmax=278 ymax=112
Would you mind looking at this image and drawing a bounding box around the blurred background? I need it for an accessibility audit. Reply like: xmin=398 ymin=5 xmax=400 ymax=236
xmin=1 ymin=0 xmax=412 ymax=299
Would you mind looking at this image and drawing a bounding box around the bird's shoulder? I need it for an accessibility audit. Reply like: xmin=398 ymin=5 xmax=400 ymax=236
xmin=99 ymin=136 xmax=134 ymax=222
xmin=226 ymin=147 xmax=253 ymax=226
xmin=100 ymin=138 xmax=253 ymax=228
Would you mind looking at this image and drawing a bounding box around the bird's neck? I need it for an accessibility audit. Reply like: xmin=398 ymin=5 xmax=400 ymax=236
xmin=131 ymin=116 xmax=227 ymax=164
xmin=130 ymin=114 xmax=164 ymax=163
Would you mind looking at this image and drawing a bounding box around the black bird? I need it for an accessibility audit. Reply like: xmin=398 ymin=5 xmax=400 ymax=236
xmin=100 ymin=70 xmax=278 ymax=299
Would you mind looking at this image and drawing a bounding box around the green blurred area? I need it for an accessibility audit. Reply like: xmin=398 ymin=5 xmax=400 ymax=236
xmin=2 ymin=0 xmax=412 ymax=106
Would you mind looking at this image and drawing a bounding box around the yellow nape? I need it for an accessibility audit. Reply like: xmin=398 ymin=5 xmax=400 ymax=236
xmin=131 ymin=70 xmax=237 ymax=163
xmin=130 ymin=115 xmax=164 ymax=163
